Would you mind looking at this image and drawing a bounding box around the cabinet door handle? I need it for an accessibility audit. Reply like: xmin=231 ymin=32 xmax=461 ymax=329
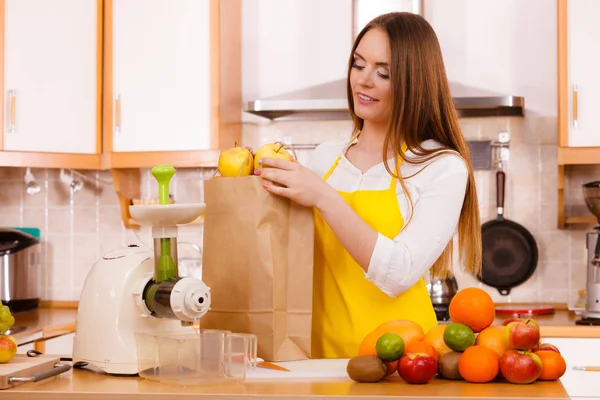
xmin=115 ymin=93 xmax=121 ymax=135
xmin=573 ymin=84 xmax=578 ymax=129
xmin=8 ymin=90 xmax=16 ymax=133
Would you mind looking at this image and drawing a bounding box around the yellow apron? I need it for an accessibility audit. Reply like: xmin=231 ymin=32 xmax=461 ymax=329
xmin=311 ymin=153 xmax=438 ymax=359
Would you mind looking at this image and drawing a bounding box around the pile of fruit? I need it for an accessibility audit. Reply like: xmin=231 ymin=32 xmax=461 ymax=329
xmin=217 ymin=142 xmax=294 ymax=177
xmin=347 ymin=287 xmax=567 ymax=385
xmin=0 ymin=305 xmax=17 ymax=363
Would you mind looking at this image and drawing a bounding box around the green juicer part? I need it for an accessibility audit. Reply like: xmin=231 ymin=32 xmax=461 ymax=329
xmin=152 ymin=165 xmax=177 ymax=283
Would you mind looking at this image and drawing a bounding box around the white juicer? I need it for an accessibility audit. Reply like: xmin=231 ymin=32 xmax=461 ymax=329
xmin=72 ymin=165 xmax=211 ymax=375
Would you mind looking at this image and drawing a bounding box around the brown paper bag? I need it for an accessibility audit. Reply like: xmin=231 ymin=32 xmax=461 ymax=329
xmin=200 ymin=175 xmax=314 ymax=362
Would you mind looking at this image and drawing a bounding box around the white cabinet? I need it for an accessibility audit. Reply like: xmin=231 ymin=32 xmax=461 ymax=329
xmin=241 ymin=0 xmax=353 ymax=102
xmin=564 ymin=0 xmax=600 ymax=147
xmin=2 ymin=0 xmax=99 ymax=154
xmin=110 ymin=0 xmax=211 ymax=153
xmin=541 ymin=337 xmax=600 ymax=399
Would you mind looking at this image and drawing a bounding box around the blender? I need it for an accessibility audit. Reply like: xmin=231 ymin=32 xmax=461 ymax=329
xmin=72 ymin=165 xmax=212 ymax=374
xmin=576 ymin=181 xmax=600 ymax=325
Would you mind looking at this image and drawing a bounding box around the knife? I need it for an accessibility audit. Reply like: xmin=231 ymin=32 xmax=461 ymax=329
xmin=256 ymin=358 xmax=290 ymax=372
xmin=573 ymin=366 xmax=600 ymax=371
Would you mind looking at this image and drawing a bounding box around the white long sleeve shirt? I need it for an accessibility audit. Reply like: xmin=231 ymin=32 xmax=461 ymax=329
xmin=307 ymin=138 xmax=469 ymax=298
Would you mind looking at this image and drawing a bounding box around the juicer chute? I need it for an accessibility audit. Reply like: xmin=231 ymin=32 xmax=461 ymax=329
xmin=72 ymin=165 xmax=211 ymax=375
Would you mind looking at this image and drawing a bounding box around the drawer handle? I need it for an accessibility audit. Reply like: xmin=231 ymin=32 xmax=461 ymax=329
xmin=8 ymin=89 xmax=16 ymax=133
xmin=573 ymin=84 xmax=578 ymax=129
xmin=115 ymin=93 xmax=121 ymax=135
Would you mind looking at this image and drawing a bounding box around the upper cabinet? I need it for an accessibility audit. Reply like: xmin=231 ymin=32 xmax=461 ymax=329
xmin=241 ymin=0 xmax=353 ymax=106
xmin=104 ymin=0 xmax=241 ymax=169
xmin=0 ymin=0 xmax=102 ymax=169
xmin=557 ymin=0 xmax=600 ymax=227
xmin=558 ymin=0 xmax=600 ymax=156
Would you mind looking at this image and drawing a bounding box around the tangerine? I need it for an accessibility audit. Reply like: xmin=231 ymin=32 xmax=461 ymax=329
xmin=458 ymin=345 xmax=499 ymax=383
xmin=449 ymin=287 xmax=495 ymax=333
xmin=536 ymin=350 xmax=567 ymax=381
xmin=423 ymin=324 xmax=453 ymax=357
xmin=404 ymin=339 xmax=439 ymax=361
xmin=475 ymin=325 xmax=508 ymax=358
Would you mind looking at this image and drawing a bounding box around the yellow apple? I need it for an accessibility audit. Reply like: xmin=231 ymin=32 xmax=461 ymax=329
xmin=254 ymin=143 xmax=293 ymax=170
xmin=218 ymin=146 xmax=254 ymax=177
xmin=0 ymin=334 xmax=17 ymax=363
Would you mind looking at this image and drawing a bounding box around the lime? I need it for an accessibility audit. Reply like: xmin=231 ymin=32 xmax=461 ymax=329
xmin=375 ymin=333 xmax=405 ymax=362
xmin=443 ymin=322 xmax=475 ymax=352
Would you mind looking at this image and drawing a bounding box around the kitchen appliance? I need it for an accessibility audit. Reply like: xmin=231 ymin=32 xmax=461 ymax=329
xmin=0 ymin=228 xmax=41 ymax=312
xmin=72 ymin=165 xmax=212 ymax=375
xmin=479 ymin=152 xmax=538 ymax=295
xmin=575 ymin=181 xmax=600 ymax=325
xmin=426 ymin=276 xmax=458 ymax=321
xmin=244 ymin=0 xmax=524 ymax=120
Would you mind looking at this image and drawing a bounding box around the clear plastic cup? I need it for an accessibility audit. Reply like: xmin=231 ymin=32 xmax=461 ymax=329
xmin=134 ymin=329 xmax=250 ymax=386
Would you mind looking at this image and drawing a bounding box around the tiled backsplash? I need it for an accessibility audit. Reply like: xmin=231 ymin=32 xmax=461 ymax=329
xmin=0 ymin=115 xmax=597 ymax=304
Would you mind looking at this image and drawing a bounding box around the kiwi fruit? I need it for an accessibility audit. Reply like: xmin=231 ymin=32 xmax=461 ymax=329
xmin=346 ymin=355 xmax=387 ymax=383
xmin=438 ymin=351 xmax=463 ymax=380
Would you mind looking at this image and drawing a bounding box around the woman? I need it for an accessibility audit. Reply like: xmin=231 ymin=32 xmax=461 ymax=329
xmin=255 ymin=12 xmax=482 ymax=359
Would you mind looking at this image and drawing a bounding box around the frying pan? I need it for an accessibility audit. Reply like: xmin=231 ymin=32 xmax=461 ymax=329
xmin=479 ymin=164 xmax=538 ymax=295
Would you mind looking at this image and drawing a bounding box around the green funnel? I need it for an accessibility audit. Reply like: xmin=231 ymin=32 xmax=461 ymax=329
xmin=152 ymin=165 xmax=176 ymax=283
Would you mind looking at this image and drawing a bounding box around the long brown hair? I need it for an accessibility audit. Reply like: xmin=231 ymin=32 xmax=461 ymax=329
xmin=346 ymin=12 xmax=482 ymax=280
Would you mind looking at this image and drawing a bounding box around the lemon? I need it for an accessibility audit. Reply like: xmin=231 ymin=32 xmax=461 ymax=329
xmin=443 ymin=322 xmax=475 ymax=352
xmin=375 ymin=333 xmax=405 ymax=362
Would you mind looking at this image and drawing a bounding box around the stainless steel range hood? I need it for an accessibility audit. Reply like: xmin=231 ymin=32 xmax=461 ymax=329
xmin=244 ymin=0 xmax=524 ymax=120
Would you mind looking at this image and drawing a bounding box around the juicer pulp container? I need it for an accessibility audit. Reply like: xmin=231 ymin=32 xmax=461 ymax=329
xmin=134 ymin=329 xmax=257 ymax=386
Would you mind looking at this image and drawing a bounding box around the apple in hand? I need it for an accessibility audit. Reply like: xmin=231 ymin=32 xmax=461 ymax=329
xmin=218 ymin=145 xmax=254 ymax=177
xmin=505 ymin=319 xmax=540 ymax=350
xmin=532 ymin=343 xmax=560 ymax=354
xmin=0 ymin=334 xmax=17 ymax=363
xmin=254 ymin=143 xmax=293 ymax=170
xmin=499 ymin=349 xmax=542 ymax=384
xmin=397 ymin=353 xmax=438 ymax=384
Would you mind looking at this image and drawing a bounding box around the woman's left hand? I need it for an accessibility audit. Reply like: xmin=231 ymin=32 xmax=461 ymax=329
xmin=256 ymin=158 xmax=330 ymax=208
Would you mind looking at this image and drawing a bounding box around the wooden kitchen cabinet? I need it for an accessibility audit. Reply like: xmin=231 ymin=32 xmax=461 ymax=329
xmin=0 ymin=0 xmax=102 ymax=169
xmin=103 ymin=0 xmax=241 ymax=169
xmin=241 ymin=0 xmax=353 ymax=105
xmin=557 ymin=0 xmax=600 ymax=227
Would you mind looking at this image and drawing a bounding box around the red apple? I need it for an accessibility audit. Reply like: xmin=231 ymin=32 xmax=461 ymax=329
xmin=499 ymin=349 xmax=542 ymax=384
xmin=502 ymin=317 xmax=526 ymax=326
xmin=532 ymin=343 xmax=560 ymax=354
xmin=505 ymin=319 xmax=540 ymax=350
xmin=0 ymin=334 xmax=17 ymax=363
xmin=397 ymin=352 xmax=438 ymax=384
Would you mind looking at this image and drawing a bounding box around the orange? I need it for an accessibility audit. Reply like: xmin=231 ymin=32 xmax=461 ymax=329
xmin=358 ymin=329 xmax=381 ymax=356
xmin=375 ymin=320 xmax=425 ymax=345
xmin=423 ymin=324 xmax=453 ymax=357
xmin=385 ymin=360 xmax=398 ymax=376
xmin=536 ymin=350 xmax=567 ymax=381
xmin=475 ymin=325 xmax=508 ymax=358
xmin=358 ymin=320 xmax=424 ymax=357
xmin=458 ymin=345 xmax=499 ymax=383
xmin=449 ymin=287 xmax=495 ymax=333
xmin=404 ymin=339 xmax=439 ymax=361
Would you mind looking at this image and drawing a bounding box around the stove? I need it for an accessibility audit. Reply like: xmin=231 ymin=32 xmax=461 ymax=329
xmin=433 ymin=304 xmax=450 ymax=322
xmin=575 ymin=317 xmax=600 ymax=326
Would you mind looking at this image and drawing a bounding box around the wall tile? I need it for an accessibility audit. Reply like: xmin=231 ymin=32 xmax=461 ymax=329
xmin=0 ymin=113 xmax=598 ymax=304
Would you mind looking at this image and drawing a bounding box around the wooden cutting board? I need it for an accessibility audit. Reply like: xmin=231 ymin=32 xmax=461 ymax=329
xmin=0 ymin=354 xmax=62 ymax=390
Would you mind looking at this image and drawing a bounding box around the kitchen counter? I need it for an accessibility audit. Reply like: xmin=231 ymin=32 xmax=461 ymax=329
xmin=6 ymin=365 xmax=570 ymax=400
xmin=10 ymin=308 xmax=78 ymax=346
